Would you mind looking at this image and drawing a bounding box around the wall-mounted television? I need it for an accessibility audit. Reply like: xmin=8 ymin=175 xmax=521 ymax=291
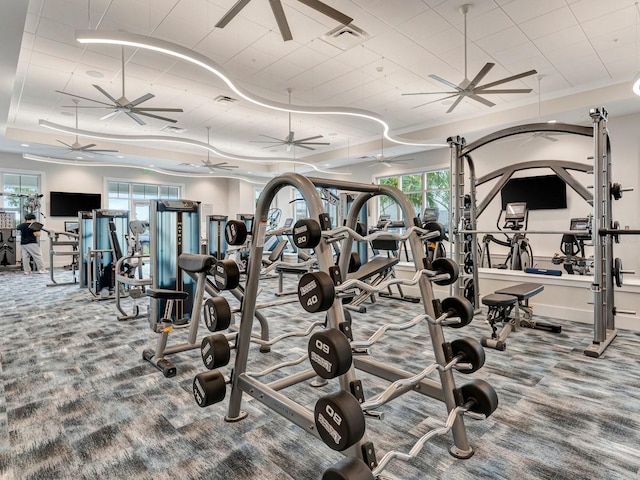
xmin=500 ymin=175 xmax=567 ymax=210
xmin=49 ymin=191 xmax=102 ymax=217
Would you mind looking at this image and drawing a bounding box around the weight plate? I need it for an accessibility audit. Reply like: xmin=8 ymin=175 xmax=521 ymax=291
xmin=322 ymin=457 xmax=375 ymax=480
xmin=613 ymin=257 xmax=623 ymax=288
xmin=431 ymin=258 xmax=459 ymax=286
xmin=612 ymin=220 xmax=620 ymax=244
xmin=200 ymin=334 xmax=231 ymax=370
xmin=441 ymin=295 xmax=474 ymax=328
xmin=459 ymin=379 xmax=499 ymax=418
xmin=308 ymin=329 xmax=353 ymax=379
xmin=298 ymin=271 xmax=335 ymax=313
xmin=292 ymin=219 xmax=322 ymax=249
xmin=314 ymin=390 xmax=366 ymax=451
xmin=424 ymin=221 xmax=445 ymax=242
xmin=193 ymin=370 xmax=226 ymax=408
xmin=225 ymin=220 xmax=248 ymax=246
xmin=213 ymin=259 xmax=240 ymax=291
xmin=450 ymin=337 xmax=485 ymax=373
xmin=348 ymin=252 xmax=361 ymax=273
xmin=204 ymin=297 xmax=232 ymax=332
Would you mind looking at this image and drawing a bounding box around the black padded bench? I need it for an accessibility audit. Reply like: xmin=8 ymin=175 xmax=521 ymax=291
xmin=480 ymin=282 xmax=560 ymax=351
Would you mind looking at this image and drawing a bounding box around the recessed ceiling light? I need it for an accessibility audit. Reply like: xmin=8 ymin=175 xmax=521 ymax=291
xmin=148 ymin=164 xmax=155 ymax=167
xmin=327 ymin=133 xmax=338 ymax=137
xmin=247 ymin=171 xmax=252 ymax=174
xmin=76 ymin=156 xmax=82 ymax=160
xmin=21 ymin=143 xmax=29 ymax=147
xmin=324 ymin=163 xmax=330 ymax=167
xmin=117 ymin=155 xmax=124 ymax=158
xmin=548 ymin=120 xmax=557 ymax=123
xmin=86 ymin=70 xmax=104 ymax=78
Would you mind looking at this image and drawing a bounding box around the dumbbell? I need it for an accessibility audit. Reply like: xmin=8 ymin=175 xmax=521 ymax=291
xmin=203 ymin=297 xmax=232 ymax=332
xmin=292 ymin=219 xmax=322 ymax=249
xmin=423 ymin=221 xmax=446 ymax=242
xmin=322 ymin=457 xmax=374 ymax=480
xmin=212 ymin=259 xmax=240 ymax=290
xmin=457 ymin=379 xmax=499 ymax=418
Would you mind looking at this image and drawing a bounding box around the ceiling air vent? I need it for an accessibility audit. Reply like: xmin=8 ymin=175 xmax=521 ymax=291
xmin=321 ymin=24 xmax=369 ymax=51
xmin=161 ymin=125 xmax=187 ymax=134
xmin=215 ymin=95 xmax=238 ymax=103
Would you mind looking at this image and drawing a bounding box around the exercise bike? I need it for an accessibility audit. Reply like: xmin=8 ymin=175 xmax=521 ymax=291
xmin=552 ymin=216 xmax=593 ymax=275
xmin=479 ymin=202 xmax=533 ymax=271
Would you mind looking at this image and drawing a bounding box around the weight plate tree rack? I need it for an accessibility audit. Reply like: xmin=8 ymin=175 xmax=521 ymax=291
xmin=219 ymin=172 xmax=491 ymax=477
xmin=448 ymin=108 xmax=623 ymax=358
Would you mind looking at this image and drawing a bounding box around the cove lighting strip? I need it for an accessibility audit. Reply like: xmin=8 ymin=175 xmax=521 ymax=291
xmin=38 ymin=120 xmax=343 ymax=175
xmin=75 ymin=30 xmax=447 ymax=148
xmin=22 ymin=153 xmax=267 ymax=184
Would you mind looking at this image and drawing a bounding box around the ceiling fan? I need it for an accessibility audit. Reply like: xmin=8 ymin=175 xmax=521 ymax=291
xmin=360 ymin=137 xmax=411 ymax=167
xmin=202 ymin=127 xmax=239 ymax=171
xmin=402 ymin=3 xmax=537 ymax=113
xmin=252 ymin=89 xmax=329 ymax=152
xmin=56 ymin=47 xmax=183 ymax=125
xmin=215 ymin=0 xmax=353 ymax=41
xmin=52 ymin=99 xmax=119 ymax=157
xmin=522 ymin=75 xmax=562 ymax=144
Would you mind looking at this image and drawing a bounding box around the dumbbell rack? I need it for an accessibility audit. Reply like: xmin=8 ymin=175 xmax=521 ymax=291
xmin=216 ymin=172 xmax=495 ymax=478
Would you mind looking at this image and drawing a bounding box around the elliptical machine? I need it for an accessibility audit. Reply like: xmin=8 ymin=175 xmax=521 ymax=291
xmin=480 ymin=202 xmax=533 ymax=271
xmin=552 ymin=216 xmax=593 ymax=275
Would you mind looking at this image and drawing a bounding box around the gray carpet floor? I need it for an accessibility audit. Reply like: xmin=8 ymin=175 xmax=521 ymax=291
xmin=1 ymin=268 xmax=640 ymax=480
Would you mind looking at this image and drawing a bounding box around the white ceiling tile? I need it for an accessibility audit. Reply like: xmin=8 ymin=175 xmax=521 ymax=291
xmin=519 ymin=6 xmax=579 ymax=40
xmin=534 ymin=25 xmax=589 ymax=54
xmin=475 ymin=26 xmax=529 ymax=54
xmin=358 ymin=0 xmax=433 ymax=27
xmin=396 ymin=10 xmax=451 ymax=45
xmin=580 ymin=5 xmax=637 ymax=38
xmin=500 ymin=0 xmax=565 ymax=23
xmin=467 ymin=8 xmax=514 ymax=40
xmin=568 ymin=0 xmax=633 ymax=23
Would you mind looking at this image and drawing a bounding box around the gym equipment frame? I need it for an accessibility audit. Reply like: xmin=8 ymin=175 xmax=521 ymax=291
xmin=217 ymin=172 xmax=493 ymax=478
xmin=449 ymin=109 xmax=630 ymax=357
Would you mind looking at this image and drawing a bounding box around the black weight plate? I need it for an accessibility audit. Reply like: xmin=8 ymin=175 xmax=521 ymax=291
xmin=424 ymin=221 xmax=445 ymax=242
xmin=225 ymin=220 xmax=248 ymax=246
xmin=298 ymin=271 xmax=335 ymax=313
xmin=614 ymin=257 xmax=623 ymax=288
xmin=450 ymin=337 xmax=485 ymax=373
xmin=441 ymin=295 xmax=474 ymax=328
xmin=322 ymin=457 xmax=374 ymax=480
xmin=292 ymin=219 xmax=322 ymax=249
xmin=308 ymin=329 xmax=353 ymax=379
xmin=314 ymin=390 xmax=366 ymax=451
xmin=432 ymin=257 xmax=459 ymax=286
xmin=204 ymin=297 xmax=232 ymax=332
xmin=200 ymin=334 xmax=231 ymax=370
xmin=460 ymin=379 xmax=499 ymax=418
xmin=193 ymin=370 xmax=226 ymax=408
xmin=212 ymin=259 xmax=240 ymax=291
xmin=348 ymin=252 xmax=361 ymax=273
xmin=612 ymin=220 xmax=620 ymax=244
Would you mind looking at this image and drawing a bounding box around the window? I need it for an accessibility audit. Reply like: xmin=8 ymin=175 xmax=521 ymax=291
xmin=107 ymin=180 xmax=181 ymax=213
xmin=1 ymin=173 xmax=41 ymax=224
xmin=377 ymin=169 xmax=450 ymax=226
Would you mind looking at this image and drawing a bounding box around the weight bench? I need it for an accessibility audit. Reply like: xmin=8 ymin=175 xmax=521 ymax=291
xmin=343 ymin=256 xmax=400 ymax=313
xmin=480 ymin=282 xmax=561 ymax=351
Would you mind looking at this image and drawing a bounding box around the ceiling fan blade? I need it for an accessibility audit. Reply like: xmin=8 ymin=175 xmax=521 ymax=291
xmin=78 ymin=143 xmax=98 ymax=150
xmin=475 ymin=89 xmax=533 ymax=94
xmin=466 ymin=92 xmax=496 ymax=108
xmin=61 ymin=105 xmax=112 ymax=109
xmin=215 ymin=0 xmax=252 ymax=28
xmin=56 ymin=90 xmax=113 ymax=107
xmin=402 ymin=91 xmax=458 ymax=96
xmin=133 ymin=110 xmax=178 ymax=123
xmin=297 ymin=141 xmax=330 ymax=146
xmin=446 ymin=95 xmax=465 ymax=114
xmin=135 ymin=107 xmax=185 ymax=112
xmin=475 ymin=69 xmax=537 ymax=90
xmin=93 ymin=84 xmax=120 ymax=105
xmin=269 ymin=0 xmax=293 ymax=41
xmin=296 ymin=0 xmax=353 ymax=26
xmin=258 ymin=134 xmax=285 ymax=142
xmin=428 ymin=74 xmax=462 ymax=91
xmin=84 ymin=148 xmax=119 ymax=153
xmin=542 ymin=134 xmax=559 ymax=142
xmin=56 ymin=140 xmax=73 ymax=149
xmin=127 ymin=93 xmax=155 ymax=107
xmin=293 ymin=143 xmax=316 ymax=151
xmin=294 ymin=135 xmax=324 ymax=142
xmin=467 ymin=63 xmax=495 ymax=90
xmin=125 ymin=111 xmax=146 ymax=125
xmin=411 ymin=93 xmax=459 ymax=110
xmin=100 ymin=110 xmax=120 ymax=121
